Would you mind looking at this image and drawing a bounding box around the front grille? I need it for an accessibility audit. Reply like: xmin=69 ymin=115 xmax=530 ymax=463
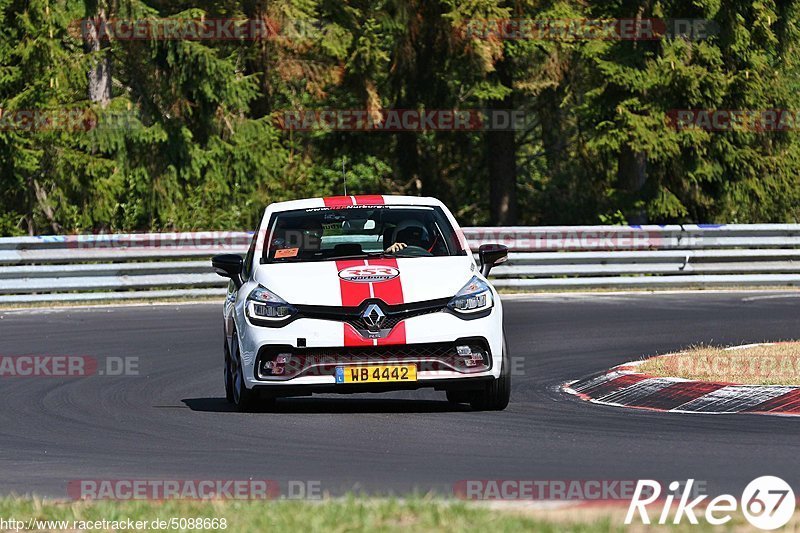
xmin=300 ymin=343 xmax=455 ymax=360
xmin=255 ymin=339 xmax=492 ymax=380
xmin=352 ymin=305 xmax=445 ymax=331
xmin=293 ymin=297 xmax=451 ymax=332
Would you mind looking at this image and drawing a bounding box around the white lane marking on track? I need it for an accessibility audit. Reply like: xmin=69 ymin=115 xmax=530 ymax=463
xmin=503 ymin=290 xmax=800 ymax=301
xmin=741 ymin=293 xmax=800 ymax=302
xmin=0 ymin=302 xmax=208 ymax=314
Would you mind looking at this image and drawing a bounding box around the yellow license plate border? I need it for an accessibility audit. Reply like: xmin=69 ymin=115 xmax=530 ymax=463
xmin=335 ymin=364 xmax=417 ymax=384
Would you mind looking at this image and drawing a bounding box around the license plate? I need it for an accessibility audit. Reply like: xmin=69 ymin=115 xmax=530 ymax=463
xmin=335 ymin=365 xmax=417 ymax=384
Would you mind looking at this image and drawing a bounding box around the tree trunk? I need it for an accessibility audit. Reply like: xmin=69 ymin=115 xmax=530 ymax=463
xmin=243 ymin=0 xmax=272 ymax=118
xmin=33 ymin=179 xmax=62 ymax=234
xmin=26 ymin=175 xmax=35 ymax=236
xmin=618 ymin=145 xmax=648 ymax=223
xmin=538 ymin=86 xmax=566 ymax=181
xmin=85 ymin=6 xmax=111 ymax=106
xmin=487 ymin=58 xmax=517 ymax=225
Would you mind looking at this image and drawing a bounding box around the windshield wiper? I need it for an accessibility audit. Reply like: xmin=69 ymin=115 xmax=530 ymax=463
xmin=330 ymin=251 xmax=387 ymax=261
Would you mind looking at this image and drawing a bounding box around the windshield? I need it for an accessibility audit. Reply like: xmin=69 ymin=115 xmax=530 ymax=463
xmin=261 ymin=205 xmax=466 ymax=263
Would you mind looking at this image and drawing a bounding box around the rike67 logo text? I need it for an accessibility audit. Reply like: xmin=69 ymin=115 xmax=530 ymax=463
xmin=626 ymin=477 xmax=795 ymax=530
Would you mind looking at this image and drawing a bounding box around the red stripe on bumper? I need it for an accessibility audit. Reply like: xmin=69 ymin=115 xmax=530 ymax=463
xmin=378 ymin=322 xmax=406 ymax=346
xmin=344 ymin=323 xmax=374 ymax=347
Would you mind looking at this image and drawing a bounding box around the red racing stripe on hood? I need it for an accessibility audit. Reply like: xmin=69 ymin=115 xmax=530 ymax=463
xmin=366 ymin=258 xmax=404 ymax=306
xmin=337 ymin=259 xmax=371 ymax=346
xmin=337 ymin=258 xmax=407 ymax=346
xmin=369 ymin=258 xmax=406 ymax=345
xmin=336 ymin=260 xmax=371 ymax=307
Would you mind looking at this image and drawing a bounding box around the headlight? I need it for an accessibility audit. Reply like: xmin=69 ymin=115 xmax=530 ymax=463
xmin=447 ymin=276 xmax=494 ymax=315
xmin=246 ymin=286 xmax=296 ymax=323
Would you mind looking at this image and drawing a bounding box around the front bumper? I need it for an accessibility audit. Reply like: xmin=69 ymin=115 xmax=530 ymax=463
xmin=255 ymin=338 xmax=492 ymax=380
xmin=235 ymin=305 xmax=504 ymax=390
xmin=250 ymin=375 xmax=496 ymax=398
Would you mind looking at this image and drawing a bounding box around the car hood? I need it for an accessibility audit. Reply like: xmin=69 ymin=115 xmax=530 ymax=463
xmin=253 ymin=256 xmax=477 ymax=306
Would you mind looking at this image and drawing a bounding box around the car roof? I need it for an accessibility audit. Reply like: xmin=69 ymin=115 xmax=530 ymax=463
xmin=267 ymin=195 xmax=445 ymax=212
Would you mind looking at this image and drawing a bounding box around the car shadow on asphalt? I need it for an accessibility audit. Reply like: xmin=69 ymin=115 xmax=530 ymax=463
xmin=181 ymin=397 xmax=473 ymax=413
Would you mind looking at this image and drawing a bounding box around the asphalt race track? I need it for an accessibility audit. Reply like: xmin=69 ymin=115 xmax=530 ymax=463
xmin=1 ymin=292 xmax=799 ymax=499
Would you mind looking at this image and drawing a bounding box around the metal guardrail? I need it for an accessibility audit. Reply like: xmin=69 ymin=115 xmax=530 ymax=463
xmin=1 ymin=224 xmax=799 ymax=303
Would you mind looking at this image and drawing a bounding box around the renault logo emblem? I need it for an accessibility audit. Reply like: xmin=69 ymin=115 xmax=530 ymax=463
xmin=362 ymin=304 xmax=386 ymax=330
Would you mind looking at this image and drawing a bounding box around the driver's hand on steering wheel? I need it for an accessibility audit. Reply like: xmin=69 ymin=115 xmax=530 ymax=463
xmin=385 ymin=242 xmax=407 ymax=254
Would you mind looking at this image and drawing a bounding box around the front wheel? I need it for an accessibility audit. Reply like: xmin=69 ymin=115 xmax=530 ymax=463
xmin=224 ymin=334 xmax=234 ymax=403
xmin=469 ymin=338 xmax=511 ymax=411
xmin=231 ymin=331 xmax=258 ymax=412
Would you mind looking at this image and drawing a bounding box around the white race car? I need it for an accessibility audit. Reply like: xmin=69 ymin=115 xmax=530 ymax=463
xmin=212 ymin=195 xmax=510 ymax=411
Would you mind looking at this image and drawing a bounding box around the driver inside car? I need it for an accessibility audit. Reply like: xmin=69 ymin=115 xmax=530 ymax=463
xmin=385 ymin=220 xmax=431 ymax=253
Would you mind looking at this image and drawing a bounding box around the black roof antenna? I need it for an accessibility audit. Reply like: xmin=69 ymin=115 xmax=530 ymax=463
xmin=342 ymin=157 xmax=347 ymax=196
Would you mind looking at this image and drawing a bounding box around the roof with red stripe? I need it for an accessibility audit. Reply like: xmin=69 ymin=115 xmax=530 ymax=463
xmin=265 ymin=195 xmax=446 ymax=212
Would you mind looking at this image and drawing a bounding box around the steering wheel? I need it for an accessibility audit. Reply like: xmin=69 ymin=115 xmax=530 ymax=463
xmin=395 ymin=245 xmax=433 ymax=257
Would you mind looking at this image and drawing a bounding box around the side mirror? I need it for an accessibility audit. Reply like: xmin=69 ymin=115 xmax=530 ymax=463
xmin=478 ymin=244 xmax=509 ymax=277
xmin=212 ymin=254 xmax=244 ymax=288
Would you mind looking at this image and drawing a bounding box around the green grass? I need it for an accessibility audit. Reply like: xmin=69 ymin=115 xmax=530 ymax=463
xmin=0 ymin=496 xmax=774 ymax=532
xmin=0 ymin=497 xmax=606 ymax=532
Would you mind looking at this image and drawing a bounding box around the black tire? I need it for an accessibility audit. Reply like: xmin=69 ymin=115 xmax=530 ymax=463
xmin=446 ymin=390 xmax=472 ymax=404
xmin=469 ymin=338 xmax=511 ymax=411
xmin=224 ymin=334 xmax=234 ymax=403
xmin=231 ymin=331 xmax=258 ymax=412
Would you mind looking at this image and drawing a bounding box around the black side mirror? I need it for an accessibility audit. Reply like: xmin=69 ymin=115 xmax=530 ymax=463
xmin=478 ymin=244 xmax=509 ymax=277
xmin=212 ymin=254 xmax=244 ymax=288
